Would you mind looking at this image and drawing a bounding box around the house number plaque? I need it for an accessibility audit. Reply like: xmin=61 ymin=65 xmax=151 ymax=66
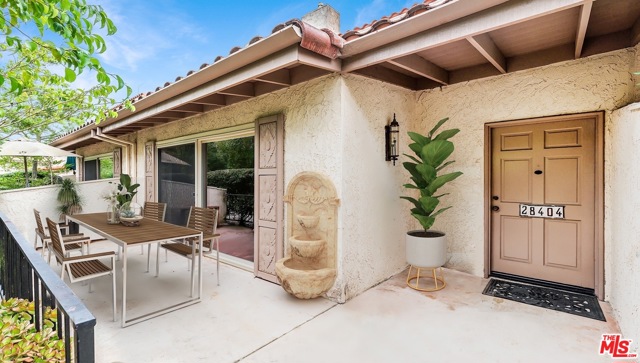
xmin=519 ymin=204 xmax=565 ymax=219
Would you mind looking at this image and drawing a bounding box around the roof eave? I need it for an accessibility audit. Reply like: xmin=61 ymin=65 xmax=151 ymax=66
xmin=51 ymin=25 xmax=304 ymax=148
xmin=341 ymin=0 xmax=510 ymax=57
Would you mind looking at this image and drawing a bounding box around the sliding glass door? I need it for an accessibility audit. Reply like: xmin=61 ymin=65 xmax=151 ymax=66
xmin=157 ymin=143 xmax=195 ymax=226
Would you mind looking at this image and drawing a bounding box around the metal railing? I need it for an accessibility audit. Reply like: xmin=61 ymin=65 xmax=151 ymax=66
xmin=0 ymin=211 xmax=95 ymax=363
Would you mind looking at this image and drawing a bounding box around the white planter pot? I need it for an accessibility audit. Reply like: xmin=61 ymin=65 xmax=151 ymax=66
xmin=406 ymin=230 xmax=447 ymax=268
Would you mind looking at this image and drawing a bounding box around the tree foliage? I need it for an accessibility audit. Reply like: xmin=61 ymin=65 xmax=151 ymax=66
xmin=0 ymin=0 xmax=133 ymax=142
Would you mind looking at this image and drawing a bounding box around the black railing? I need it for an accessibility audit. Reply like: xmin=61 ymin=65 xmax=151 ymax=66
xmin=0 ymin=211 xmax=95 ymax=363
xmin=225 ymin=194 xmax=254 ymax=226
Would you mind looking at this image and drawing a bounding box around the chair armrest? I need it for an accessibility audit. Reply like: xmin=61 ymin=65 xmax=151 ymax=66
xmin=65 ymin=251 xmax=116 ymax=262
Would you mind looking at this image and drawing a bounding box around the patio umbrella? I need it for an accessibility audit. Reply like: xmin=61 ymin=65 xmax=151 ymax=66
xmin=0 ymin=140 xmax=78 ymax=187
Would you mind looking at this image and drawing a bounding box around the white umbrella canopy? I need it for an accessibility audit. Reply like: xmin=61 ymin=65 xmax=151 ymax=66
xmin=0 ymin=140 xmax=78 ymax=187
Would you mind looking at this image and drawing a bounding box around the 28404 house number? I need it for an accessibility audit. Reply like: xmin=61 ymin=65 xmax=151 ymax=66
xmin=519 ymin=204 xmax=565 ymax=219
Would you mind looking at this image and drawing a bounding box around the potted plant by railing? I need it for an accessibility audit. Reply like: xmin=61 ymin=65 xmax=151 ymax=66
xmin=57 ymin=178 xmax=83 ymax=220
xmin=401 ymin=117 xmax=462 ymax=291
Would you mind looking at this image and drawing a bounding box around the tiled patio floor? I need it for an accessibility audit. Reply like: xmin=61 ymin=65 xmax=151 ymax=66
xmin=63 ymin=240 xmax=621 ymax=363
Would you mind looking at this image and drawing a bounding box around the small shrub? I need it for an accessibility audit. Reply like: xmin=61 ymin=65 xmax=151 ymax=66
xmin=0 ymin=298 xmax=65 ymax=362
xmin=206 ymin=169 xmax=253 ymax=194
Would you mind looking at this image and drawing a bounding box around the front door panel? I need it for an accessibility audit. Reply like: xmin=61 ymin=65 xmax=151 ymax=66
xmin=491 ymin=117 xmax=596 ymax=288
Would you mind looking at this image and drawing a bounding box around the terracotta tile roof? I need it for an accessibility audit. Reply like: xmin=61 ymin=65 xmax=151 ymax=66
xmin=341 ymin=0 xmax=453 ymax=41
xmin=55 ymin=19 xmax=344 ymax=141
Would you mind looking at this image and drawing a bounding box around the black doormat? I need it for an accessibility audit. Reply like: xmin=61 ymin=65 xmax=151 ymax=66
xmin=482 ymin=279 xmax=606 ymax=321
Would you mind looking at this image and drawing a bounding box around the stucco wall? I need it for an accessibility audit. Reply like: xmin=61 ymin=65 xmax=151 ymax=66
xmin=337 ymin=75 xmax=415 ymax=300
xmin=412 ymin=48 xmax=637 ymax=281
xmin=0 ymin=179 xmax=115 ymax=242
xmin=608 ymin=103 xmax=640 ymax=350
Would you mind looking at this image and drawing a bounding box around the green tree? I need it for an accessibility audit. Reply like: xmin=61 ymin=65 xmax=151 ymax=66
xmin=0 ymin=0 xmax=133 ymax=135
xmin=215 ymin=137 xmax=254 ymax=169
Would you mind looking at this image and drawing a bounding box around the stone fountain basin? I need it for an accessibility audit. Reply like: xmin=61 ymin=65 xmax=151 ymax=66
xmin=275 ymin=257 xmax=336 ymax=299
xmin=290 ymin=236 xmax=325 ymax=259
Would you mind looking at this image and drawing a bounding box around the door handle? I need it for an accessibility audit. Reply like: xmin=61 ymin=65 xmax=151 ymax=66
xmin=491 ymin=206 xmax=500 ymax=212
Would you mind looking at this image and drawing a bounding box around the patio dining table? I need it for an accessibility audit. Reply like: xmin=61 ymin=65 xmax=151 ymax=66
xmin=66 ymin=213 xmax=203 ymax=327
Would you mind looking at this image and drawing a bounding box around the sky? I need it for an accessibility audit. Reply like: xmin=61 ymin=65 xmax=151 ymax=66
xmin=86 ymin=0 xmax=417 ymax=98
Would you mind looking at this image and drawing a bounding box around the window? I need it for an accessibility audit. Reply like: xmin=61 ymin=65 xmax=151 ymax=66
xmin=84 ymin=155 xmax=114 ymax=181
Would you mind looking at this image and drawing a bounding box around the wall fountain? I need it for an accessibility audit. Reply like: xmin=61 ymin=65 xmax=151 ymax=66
xmin=275 ymin=171 xmax=339 ymax=299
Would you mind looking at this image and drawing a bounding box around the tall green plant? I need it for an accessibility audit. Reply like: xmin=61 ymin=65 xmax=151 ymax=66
xmin=57 ymin=178 xmax=82 ymax=216
xmin=401 ymin=117 xmax=463 ymax=231
xmin=113 ymin=174 xmax=139 ymax=206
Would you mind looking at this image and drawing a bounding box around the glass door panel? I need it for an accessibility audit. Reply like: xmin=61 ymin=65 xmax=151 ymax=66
xmin=204 ymin=136 xmax=254 ymax=263
xmin=158 ymin=143 xmax=195 ymax=226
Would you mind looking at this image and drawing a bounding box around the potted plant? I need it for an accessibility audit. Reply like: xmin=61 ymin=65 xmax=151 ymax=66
xmin=401 ymin=117 xmax=462 ymax=271
xmin=57 ymin=178 xmax=83 ymax=219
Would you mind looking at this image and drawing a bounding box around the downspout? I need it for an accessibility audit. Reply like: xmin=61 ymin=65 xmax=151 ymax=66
xmin=91 ymin=128 xmax=137 ymax=182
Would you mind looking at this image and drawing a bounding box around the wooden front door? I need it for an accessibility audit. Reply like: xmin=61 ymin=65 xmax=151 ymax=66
xmin=490 ymin=114 xmax=600 ymax=289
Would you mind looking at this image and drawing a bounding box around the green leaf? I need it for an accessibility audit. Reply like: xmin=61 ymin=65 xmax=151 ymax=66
xmin=418 ymin=196 xmax=439 ymax=214
xmin=64 ymin=68 xmax=76 ymax=82
xmin=436 ymin=160 xmax=455 ymax=172
xmin=412 ymin=213 xmax=435 ymax=231
xmin=426 ymin=171 xmax=463 ymax=195
xmin=421 ymin=140 xmax=454 ymax=168
xmin=407 ymin=131 xmax=429 ymax=146
xmin=433 ymin=128 xmax=460 ymax=141
xmin=402 ymin=153 xmax=420 ymax=164
xmin=428 ymin=117 xmax=449 ymax=138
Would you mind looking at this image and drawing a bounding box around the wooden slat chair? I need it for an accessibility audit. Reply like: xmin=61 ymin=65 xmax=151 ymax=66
xmin=142 ymin=202 xmax=167 ymax=270
xmin=46 ymin=217 xmax=117 ymax=321
xmin=34 ymin=209 xmax=90 ymax=263
xmin=157 ymin=206 xmax=220 ymax=285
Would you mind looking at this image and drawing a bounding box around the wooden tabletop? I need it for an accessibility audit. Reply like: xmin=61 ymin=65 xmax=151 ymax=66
xmin=68 ymin=213 xmax=201 ymax=246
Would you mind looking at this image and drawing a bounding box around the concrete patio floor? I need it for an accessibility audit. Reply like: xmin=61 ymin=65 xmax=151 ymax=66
xmin=62 ymin=240 xmax=621 ymax=363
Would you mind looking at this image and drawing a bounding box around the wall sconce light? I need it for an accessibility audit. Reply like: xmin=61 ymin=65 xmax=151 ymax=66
xmin=385 ymin=113 xmax=400 ymax=165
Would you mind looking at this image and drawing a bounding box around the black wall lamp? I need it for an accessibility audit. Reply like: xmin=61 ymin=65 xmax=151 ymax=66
xmin=385 ymin=113 xmax=400 ymax=165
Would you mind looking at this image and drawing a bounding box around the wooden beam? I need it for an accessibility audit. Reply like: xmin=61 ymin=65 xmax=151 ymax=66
xmin=255 ymin=82 xmax=288 ymax=96
xmin=149 ymin=111 xmax=186 ymax=119
xmin=575 ymin=1 xmax=593 ymax=58
xmin=343 ymin=0 xmax=589 ymax=72
xmin=218 ymin=83 xmax=254 ymax=97
xmin=224 ymin=95 xmax=249 ymax=105
xmin=102 ymin=46 xmax=301 ymax=133
xmin=387 ymin=54 xmax=449 ymax=85
xmin=290 ymin=66 xmax=330 ymax=85
xmin=467 ymin=33 xmax=507 ymax=74
xmin=172 ymin=103 xmax=204 ymax=113
xmin=192 ymin=94 xmax=226 ymax=106
xmin=255 ymin=69 xmax=291 ymax=86
xmin=354 ymin=65 xmax=418 ymax=90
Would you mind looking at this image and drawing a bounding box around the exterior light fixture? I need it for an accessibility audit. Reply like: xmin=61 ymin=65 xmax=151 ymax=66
xmin=385 ymin=113 xmax=400 ymax=165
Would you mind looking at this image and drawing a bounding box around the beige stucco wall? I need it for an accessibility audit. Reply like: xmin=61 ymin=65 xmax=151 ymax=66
xmin=608 ymin=103 xmax=640 ymax=350
xmin=336 ymin=75 xmax=415 ymax=300
xmin=0 ymin=179 xmax=115 ymax=242
xmin=412 ymin=48 xmax=637 ymax=282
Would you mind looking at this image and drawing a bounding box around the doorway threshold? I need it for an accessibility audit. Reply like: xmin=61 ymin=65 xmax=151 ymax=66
xmin=489 ymin=272 xmax=595 ymax=297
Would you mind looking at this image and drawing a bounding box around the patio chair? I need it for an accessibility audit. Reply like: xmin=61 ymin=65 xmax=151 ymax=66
xmin=157 ymin=206 xmax=220 ymax=285
xmin=46 ymin=217 xmax=117 ymax=321
xmin=34 ymin=209 xmax=90 ymax=263
xmin=142 ymin=202 xmax=167 ymax=268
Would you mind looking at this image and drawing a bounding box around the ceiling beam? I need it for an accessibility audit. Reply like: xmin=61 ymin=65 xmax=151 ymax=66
xmin=343 ymin=0 xmax=589 ymax=73
xmin=218 ymin=83 xmax=255 ymax=97
xmin=388 ymin=54 xmax=448 ymax=85
xmin=149 ymin=111 xmax=186 ymax=119
xmin=255 ymin=69 xmax=291 ymax=86
xmin=467 ymin=33 xmax=506 ymax=74
xmin=574 ymin=1 xmax=593 ymax=58
xmin=354 ymin=65 xmax=418 ymax=90
xmin=192 ymin=94 xmax=226 ymax=106
xmin=172 ymin=103 xmax=204 ymax=113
